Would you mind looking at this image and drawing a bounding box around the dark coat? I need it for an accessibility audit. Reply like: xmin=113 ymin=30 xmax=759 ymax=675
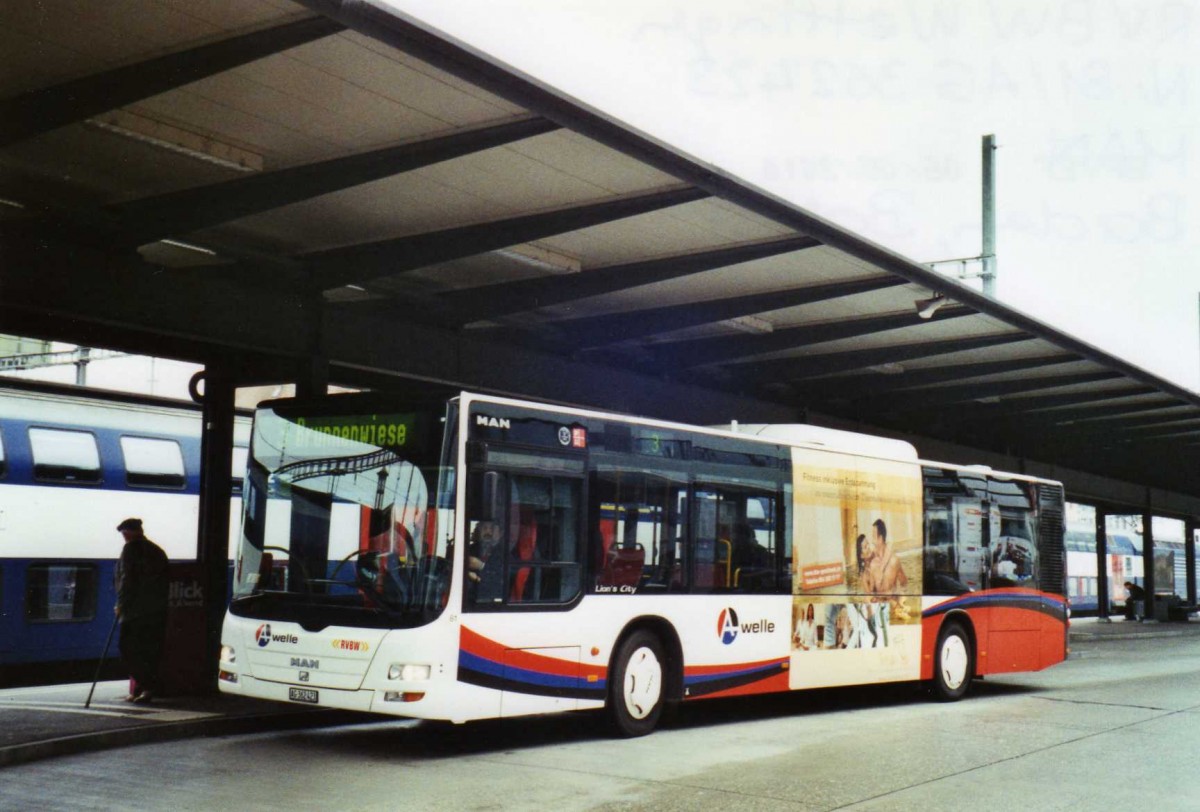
xmin=115 ymin=536 xmax=169 ymax=621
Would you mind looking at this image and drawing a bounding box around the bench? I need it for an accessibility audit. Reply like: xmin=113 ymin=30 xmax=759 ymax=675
xmin=1157 ymin=594 xmax=1197 ymax=622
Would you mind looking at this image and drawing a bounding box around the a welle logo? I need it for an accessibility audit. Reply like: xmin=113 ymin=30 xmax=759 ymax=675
xmin=255 ymin=623 xmax=299 ymax=648
xmin=716 ymin=607 xmax=776 ymax=645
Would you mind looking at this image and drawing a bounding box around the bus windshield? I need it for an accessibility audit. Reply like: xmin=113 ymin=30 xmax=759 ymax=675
xmin=231 ymin=399 xmax=456 ymax=627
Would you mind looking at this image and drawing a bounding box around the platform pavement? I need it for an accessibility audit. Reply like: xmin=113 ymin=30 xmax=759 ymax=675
xmin=2 ymin=617 xmax=1196 ymax=769
xmin=0 ymin=679 xmax=378 ymax=768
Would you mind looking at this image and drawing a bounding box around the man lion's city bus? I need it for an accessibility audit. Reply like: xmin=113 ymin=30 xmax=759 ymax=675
xmin=219 ymin=391 xmax=1067 ymax=736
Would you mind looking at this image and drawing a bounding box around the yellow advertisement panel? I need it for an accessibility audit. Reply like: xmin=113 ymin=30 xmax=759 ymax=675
xmin=789 ymin=449 xmax=924 ymax=688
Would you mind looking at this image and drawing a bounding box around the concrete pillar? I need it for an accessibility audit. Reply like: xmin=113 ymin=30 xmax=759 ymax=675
xmin=1096 ymin=506 xmax=1109 ymax=620
xmin=295 ymin=354 xmax=328 ymax=399
xmin=1187 ymin=519 xmax=1197 ymax=608
xmin=296 ymin=292 xmax=328 ymax=399
xmin=196 ymin=366 xmax=235 ymax=691
xmin=1143 ymin=508 xmax=1156 ymax=621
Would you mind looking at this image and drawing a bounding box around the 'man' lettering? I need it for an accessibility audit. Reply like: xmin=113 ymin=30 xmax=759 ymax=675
xmin=475 ymin=415 xmax=511 ymax=430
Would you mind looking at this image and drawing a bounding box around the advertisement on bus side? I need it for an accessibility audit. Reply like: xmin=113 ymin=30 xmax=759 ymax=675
xmin=789 ymin=449 xmax=923 ymax=689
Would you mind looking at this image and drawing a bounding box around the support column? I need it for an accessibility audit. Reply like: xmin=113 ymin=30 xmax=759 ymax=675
xmin=1187 ymin=519 xmax=1197 ymax=608
xmin=296 ymin=353 xmax=328 ymax=399
xmin=196 ymin=366 xmax=236 ymax=691
xmin=1096 ymin=506 xmax=1109 ymax=621
xmin=1143 ymin=506 xmax=1156 ymax=622
xmin=295 ymin=293 xmax=327 ymax=399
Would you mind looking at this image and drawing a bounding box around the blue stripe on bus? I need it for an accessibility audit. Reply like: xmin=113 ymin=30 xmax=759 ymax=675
xmin=683 ymin=660 xmax=782 ymax=688
xmin=922 ymin=591 xmax=1068 ymax=621
xmin=458 ymin=650 xmax=597 ymax=692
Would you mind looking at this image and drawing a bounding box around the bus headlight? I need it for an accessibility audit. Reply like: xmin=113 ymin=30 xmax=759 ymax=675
xmin=388 ymin=663 xmax=431 ymax=681
xmin=220 ymin=645 xmax=236 ymax=665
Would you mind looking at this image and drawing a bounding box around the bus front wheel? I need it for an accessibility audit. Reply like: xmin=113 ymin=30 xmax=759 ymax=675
xmin=606 ymin=630 xmax=665 ymax=737
xmin=932 ymin=620 xmax=973 ymax=702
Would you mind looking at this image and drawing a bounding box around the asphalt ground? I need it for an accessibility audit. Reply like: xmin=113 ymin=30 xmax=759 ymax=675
xmin=1 ymin=616 xmax=1194 ymax=769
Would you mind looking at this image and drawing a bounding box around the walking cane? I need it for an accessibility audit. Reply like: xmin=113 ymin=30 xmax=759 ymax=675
xmin=84 ymin=612 xmax=120 ymax=709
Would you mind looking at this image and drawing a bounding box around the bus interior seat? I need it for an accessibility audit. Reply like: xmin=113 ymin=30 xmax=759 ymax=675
xmin=602 ymin=544 xmax=644 ymax=587
xmin=510 ymin=508 xmax=538 ymax=601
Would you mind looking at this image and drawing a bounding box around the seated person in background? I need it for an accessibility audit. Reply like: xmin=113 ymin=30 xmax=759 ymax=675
xmin=1123 ymin=581 xmax=1145 ymax=621
xmin=732 ymin=522 xmax=770 ymax=574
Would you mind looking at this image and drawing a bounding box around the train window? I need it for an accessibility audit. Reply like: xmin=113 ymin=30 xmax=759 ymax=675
xmin=0 ymin=428 xmax=6 ymax=478
xmin=25 ymin=564 xmax=98 ymax=622
xmin=120 ymin=436 xmax=186 ymax=489
xmin=28 ymin=428 xmax=101 ymax=484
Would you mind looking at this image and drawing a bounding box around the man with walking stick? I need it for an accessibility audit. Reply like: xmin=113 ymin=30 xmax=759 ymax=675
xmin=114 ymin=518 xmax=169 ymax=703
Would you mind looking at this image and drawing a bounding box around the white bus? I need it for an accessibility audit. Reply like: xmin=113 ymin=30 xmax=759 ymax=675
xmin=219 ymin=391 xmax=1068 ymax=736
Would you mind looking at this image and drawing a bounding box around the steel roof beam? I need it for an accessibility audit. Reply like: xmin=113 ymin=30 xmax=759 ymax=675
xmin=1088 ymin=416 xmax=1200 ymax=435
xmin=104 ymin=116 xmax=559 ymax=249
xmin=305 ymin=185 xmax=709 ymax=290
xmin=541 ymin=276 xmax=905 ymax=351
xmin=0 ymin=16 xmax=344 ymax=147
xmin=880 ymin=371 xmax=1124 ymax=412
xmin=1121 ymin=424 xmax=1200 ymax=441
xmin=1034 ymin=407 xmax=1198 ymax=431
xmin=644 ymin=305 xmax=975 ymax=371
xmin=1017 ymin=398 xmax=1184 ymax=424
xmin=802 ymin=353 xmax=1074 ymax=403
xmin=437 ymin=234 xmax=821 ymax=325
xmin=946 ymin=386 xmax=1165 ymax=426
xmin=728 ymin=333 xmax=1029 ymax=384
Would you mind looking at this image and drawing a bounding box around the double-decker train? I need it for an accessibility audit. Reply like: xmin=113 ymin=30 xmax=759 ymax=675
xmin=1064 ymin=529 xmax=1191 ymax=615
xmin=0 ymin=380 xmax=248 ymax=686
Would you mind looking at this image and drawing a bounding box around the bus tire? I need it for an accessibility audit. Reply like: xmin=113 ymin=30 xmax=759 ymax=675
xmin=606 ymin=629 xmax=665 ymax=737
xmin=932 ymin=620 xmax=973 ymax=702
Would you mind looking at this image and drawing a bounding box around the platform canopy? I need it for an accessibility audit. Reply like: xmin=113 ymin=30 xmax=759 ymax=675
xmin=1 ymin=0 xmax=1197 ymax=499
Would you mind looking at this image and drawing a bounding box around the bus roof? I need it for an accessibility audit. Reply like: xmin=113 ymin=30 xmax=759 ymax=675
xmin=729 ymin=423 xmax=919 ymax=461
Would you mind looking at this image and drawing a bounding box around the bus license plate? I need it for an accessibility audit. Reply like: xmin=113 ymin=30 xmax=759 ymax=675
xmin=289 ymin=687 xmax=319 ymax=704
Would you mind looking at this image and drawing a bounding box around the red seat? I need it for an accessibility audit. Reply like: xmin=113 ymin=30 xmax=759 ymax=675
xmin=601 ymin=545 xmax=644 ymax=587
xmin=510 ymin=508 xmax=537 ymax=601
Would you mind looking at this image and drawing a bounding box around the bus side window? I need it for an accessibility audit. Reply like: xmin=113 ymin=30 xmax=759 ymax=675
xmin=989 ymin=477 xmax=1038 ymax=588
xmin=691 ymin=485 xmax=778 ymax=594
xmin=923 ymin=467 xmax=980 ymax=596
xmin=507 ymin=473 xmax=582 ymax=605
xmin=590 ymin=470 xmax=684 ymax=593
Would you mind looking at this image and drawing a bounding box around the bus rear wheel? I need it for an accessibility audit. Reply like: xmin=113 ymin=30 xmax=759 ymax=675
xmin=932 ymin=620 xmax=973 ymax=702
xmin=606 ymin=630 xmax=665 ymax=737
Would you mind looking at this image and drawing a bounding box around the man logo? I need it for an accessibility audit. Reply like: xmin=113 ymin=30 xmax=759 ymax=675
xmin=256 ymin=623 xmax=272 ymax=648
xmin=717 ymin=608 xmax=739 ymax=645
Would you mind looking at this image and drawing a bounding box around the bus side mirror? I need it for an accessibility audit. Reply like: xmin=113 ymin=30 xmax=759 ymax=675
xmin=481 ymin=471 xmax=503 ymax=522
